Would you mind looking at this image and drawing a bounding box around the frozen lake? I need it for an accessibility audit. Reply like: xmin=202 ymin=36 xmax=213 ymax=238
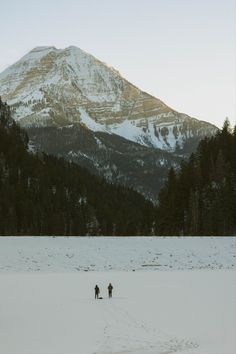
xmin=0 ymin=237 xmax=235 ymax=354
xmin=0 ymin=236 xmax=235 ymax=272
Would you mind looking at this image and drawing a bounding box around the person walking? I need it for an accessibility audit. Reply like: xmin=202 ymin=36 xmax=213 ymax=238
xmin=108 ymin=283 xmax=113 ymax=298
xmin=95 ymin=284 xmax=100 ymax=299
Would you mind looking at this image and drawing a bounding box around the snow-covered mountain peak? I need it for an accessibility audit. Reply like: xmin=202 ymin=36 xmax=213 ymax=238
xmin=17 ymin=46 xmax=59 ymax=64
xmin=64 ymin=45 xmax=86 ymax=53
xmin=30 ymin=46 xmax=57 ymax=53
xmin=0 ymin=46 xmax=217 ymax=152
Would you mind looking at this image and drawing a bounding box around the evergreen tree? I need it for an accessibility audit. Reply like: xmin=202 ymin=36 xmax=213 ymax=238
xmin=156 ymin=119 xmax=236 ymax=236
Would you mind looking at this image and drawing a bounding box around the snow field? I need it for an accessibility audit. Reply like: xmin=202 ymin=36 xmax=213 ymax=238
xmin=0 ymin=271 xmax=235 ymax=354
xmin=0 ymin=237 xmax=235 ymax=354
xmin=0 ymin=237 xmax=235 ymax=272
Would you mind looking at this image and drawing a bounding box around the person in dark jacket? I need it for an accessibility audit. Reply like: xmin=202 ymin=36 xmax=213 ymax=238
xmin=95 ymin=285 xmax=100 ymax=299
xmin=108 ymin=283 xmax=113 ymax=298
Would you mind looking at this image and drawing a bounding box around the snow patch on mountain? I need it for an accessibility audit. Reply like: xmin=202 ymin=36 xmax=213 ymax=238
xmin=78 ymin=107 xmax=109 ymax=133
xmin=78 ymin=106 xmax=179 ymax=151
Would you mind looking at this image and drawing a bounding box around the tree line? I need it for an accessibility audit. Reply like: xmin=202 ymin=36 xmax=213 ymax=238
xmin=156 ymin=119 xmax=236 ymax=235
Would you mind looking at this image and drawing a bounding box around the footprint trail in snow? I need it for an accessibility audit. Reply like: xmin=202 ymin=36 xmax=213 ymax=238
xmin=96 ymin=300 xmax=200 ymax=354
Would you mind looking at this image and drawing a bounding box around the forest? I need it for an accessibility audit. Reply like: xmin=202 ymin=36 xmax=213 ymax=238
xmin=156 ymin=119 xmax=236 ymax=235
xmin=1 ymin=98 xmax=235 ymax=236
xmin=0 ymin=99 xmax=155 ymax=236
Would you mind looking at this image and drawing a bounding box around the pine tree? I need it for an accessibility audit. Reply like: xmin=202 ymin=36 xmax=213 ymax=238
xmin=157 ymin=119 xmax=236 ymax=235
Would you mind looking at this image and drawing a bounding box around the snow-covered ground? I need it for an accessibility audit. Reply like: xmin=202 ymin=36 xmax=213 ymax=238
xmin=0 ymin=237 xmax=235 ymax=272
xmin=0 ymin=237 xmax=235 ymax=354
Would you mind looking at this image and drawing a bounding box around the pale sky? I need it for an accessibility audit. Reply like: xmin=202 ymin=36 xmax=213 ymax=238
xmin=0 ymin=0 xmax=235 ymax=128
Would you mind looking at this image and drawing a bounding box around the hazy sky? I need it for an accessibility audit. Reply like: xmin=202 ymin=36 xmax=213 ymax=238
xmin=0 ymin=0 xmax=235 ymax=127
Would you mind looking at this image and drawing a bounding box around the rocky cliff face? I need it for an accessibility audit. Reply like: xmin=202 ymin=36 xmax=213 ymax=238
xmin=0 ymin=46 xmax=217 ymax=199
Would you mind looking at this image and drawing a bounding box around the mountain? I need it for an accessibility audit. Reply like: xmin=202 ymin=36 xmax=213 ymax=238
xmin=0 ymin=99 xmax=155 ymax=236
xmin=0 ymin=46 xmax=217 ymax=199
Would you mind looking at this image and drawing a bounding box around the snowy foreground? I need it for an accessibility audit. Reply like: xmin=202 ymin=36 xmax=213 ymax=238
xmin=0 ymin=237 xmax=236 ymax=354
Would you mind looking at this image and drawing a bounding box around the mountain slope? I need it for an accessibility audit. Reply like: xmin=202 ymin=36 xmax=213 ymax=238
xmin=27 ymin=124 xmax=180 ymax=200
